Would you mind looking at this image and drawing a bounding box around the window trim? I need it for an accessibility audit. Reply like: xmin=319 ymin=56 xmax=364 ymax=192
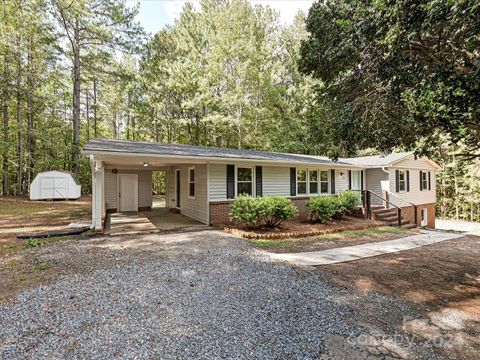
xmin=398 ymin=170 xmax=407 ymax=192
xmin=294 ymin=168 xmax=331 ymax=197
xmin=236 ymin=166 xmax=254 ymax=197
xmin=319 ymin=170 xmax=330 ymax=194
xmin=188 ymin=166 xmax=195 ymax=199
xmin=421 ymin=171 xmax=428 ymax=191
xmin=296 ymin=168 xmax=308 ymax=195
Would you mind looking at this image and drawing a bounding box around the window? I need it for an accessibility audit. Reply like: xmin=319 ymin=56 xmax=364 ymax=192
xmin=398 ymin=170 xmax=406 ymax=192
xmin=320 ymin=170 xmax=329 ymax=194
xmin=237 ymin=167 xmax=253 ymax=196
xmin=188 ymin=167 xmax=195 ymax=198
xmin=309 ymin=170 xmax=318 ymax=194
xmin=297 ymin=169 xmax=307 ymax=195
xmin=421 ymin=171 xmax=428 ymax=191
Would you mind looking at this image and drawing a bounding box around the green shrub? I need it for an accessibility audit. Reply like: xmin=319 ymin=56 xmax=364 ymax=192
xmin=229 ymin=196 xmax=298 ymax=229
xmin=337 ymin=190 xmax=359 ymax=214
xmin=306 ymin=196 xmax=339 ymax=223
xmin=259 ymin=196 xmax=298 ymax=228
xmin=229 ymin=195 xmax=262 ymax=229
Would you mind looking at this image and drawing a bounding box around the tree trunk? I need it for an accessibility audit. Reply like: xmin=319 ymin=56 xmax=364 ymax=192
xmin=16 ymin=37 xmax=23 ymax=195
xmin=26 ymin=38 xmax=35 ymax=186
xmin=2 ymin=54 xmax=9 ymax=195
xmin=85 ymin=87 xmax=90 ymax=140
xmin=71 ymin=16 xmax=81 ymax=175
xmin=93 ymin=78 xmax=97 ymax=137
xmin=126 ymin=92 xmax=131 ymax=140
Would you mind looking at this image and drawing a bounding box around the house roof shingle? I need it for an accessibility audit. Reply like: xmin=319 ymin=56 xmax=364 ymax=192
xmin=82 ymin=138 xmax=416 ymax=168
xmin=82 ymin=138 xmax=350 ymax=165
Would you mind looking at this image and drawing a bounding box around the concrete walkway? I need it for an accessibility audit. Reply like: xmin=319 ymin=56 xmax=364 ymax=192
xmin=269 ymin=230 xmax=464 ymax=266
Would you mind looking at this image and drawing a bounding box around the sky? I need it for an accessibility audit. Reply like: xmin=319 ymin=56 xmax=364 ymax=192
xmin=126 ymin=0 xmax=316 ymax=35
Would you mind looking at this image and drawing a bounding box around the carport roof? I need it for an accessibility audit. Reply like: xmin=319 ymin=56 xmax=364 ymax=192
xmin=82 ymin=138 xmax=352 ymax=166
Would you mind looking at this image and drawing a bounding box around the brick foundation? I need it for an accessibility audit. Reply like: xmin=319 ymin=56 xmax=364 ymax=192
xmin=209 ymin=198 xmax=436 ymax=228
xmin=401 ymin=203 xmax=436 ymax=228
xmin=208 ymin=196 xmax=355 ymax=226
xmin=209 ymin=201 xmax=233 ymax=226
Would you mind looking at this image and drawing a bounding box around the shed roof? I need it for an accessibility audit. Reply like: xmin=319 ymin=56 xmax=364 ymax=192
xmin=82 ymin=138 xmax=351 ymax=166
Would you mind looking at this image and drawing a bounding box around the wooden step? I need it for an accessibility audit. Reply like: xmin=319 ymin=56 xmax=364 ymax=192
xmin=372 ymin=208 xmax=397 ymax=215
xmin=386 ymin=219 xmax=410 ymax=226
xmin=402 ymin=223 xmax=417 ymax=229
xmin=375 ymin=212 xmax=398 ymax=220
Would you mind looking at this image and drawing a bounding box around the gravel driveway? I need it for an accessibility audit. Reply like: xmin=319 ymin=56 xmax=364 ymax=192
xmin=0 ymin=230 xmax=448 ymax=359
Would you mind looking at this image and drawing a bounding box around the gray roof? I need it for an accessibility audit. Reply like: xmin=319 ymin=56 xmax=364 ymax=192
xmin=341 ymin=152 xmax=413 ymax=167
xmin=82 ymin=138 xmax=350 ymax=165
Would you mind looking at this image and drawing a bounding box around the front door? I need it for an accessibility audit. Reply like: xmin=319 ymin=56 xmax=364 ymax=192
xmin=175 ymin=169 xmax=181 ymax=208
xmin=118 ymin=174 xmax=138 ymax=212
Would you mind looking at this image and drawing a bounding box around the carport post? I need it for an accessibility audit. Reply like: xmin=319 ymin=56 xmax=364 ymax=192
xmin=92 ymin=159 xmax=104 ymax=231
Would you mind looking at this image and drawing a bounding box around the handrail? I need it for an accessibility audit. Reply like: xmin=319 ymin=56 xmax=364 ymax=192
xmin=362 ymin=190 xmax=403 ymax=227
xmin=385 ymin=191 xmax=418 ymax=226
xmin=366 ymin=190 xmax=401 ymax=210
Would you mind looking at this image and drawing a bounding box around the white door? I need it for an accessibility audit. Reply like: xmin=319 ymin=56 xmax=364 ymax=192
xmin=351 ymin=170 xmax=362 ymax=191
xmin=421 ymin=208 xmax=427 ymax=227
xmin=118 ymin=174 xmax=138 ymax=212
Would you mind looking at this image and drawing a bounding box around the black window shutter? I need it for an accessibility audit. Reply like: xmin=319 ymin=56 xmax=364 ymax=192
xmin=395 ymin=170 xmax=400 ymax=192
xmin=348 ymin=170 xmax=352 ymax=190
xmin=290 ymin=168 xmax=296 ymax=196
xmin=330 ymin=169 xmax=335 ymax=194
xmin=419 ymin=171 xmax=423 ymax=191
xmin=226 ymin=164 xmax=235 ymax=199
xmin=428 ymin=171 xmax=431 ymax=190
xmin=360 ymin=170 xmax=364 ymax=190
xmin=255 ymin=166 xmax=262 ymax=197
xmin=406 ymin=170 xmax=410 ymax=192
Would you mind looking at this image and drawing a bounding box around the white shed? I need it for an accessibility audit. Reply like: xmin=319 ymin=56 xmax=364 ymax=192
xmin=30 ymin=171 xmax=81 ymax=200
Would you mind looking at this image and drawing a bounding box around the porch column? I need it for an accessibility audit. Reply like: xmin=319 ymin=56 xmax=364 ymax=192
xmin=93 ymin=160 xmax=104 ymax=230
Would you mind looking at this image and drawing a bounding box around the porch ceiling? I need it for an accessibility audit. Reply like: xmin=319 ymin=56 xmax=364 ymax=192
xmin=93 ymin=154 xmax=207 ymax=170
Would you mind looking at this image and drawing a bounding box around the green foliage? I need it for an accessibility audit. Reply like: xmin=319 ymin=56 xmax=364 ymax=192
xmin=299 ymin=0 xmax=480 ymax=158
xmin=229 ymin=196 xmax=298 ymax=229
xmin=337 ymin=190 xmax=359 ymax=214
xmin=259 ymin=197 xmax=299 ymax=228
xmin=306 ymin=196 xmax=339 ymax=223
xmin=24 ymin=238 xmax=41 ymax=248
xmin=229 ymin=196 xmax=263 ymax=229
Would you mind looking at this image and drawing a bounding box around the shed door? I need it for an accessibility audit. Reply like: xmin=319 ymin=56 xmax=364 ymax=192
xmin=55 ymin=177 xmax=67 ymax=198
xmin=118 ymin=174 xmax=138 ymax=212
xmin=40 ymin=177 xmax=55 ymax=199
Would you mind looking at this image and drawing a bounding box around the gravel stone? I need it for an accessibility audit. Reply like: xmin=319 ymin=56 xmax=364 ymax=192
xmin=0 ymin=230 xmax=448 ymax=359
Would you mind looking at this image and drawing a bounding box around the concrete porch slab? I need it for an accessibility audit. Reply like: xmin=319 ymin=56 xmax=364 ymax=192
xmin=109 ymin=212 xmax=159 ymax=236
xmin=268 ymin=230 xmax=464 ymax=266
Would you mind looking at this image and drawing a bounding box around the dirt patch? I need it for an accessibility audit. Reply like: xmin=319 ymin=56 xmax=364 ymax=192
xmin=248 ymin=226 xmax=416 ymax=253
xmin=0 ymin=196 xmax=91 ymax=251
xmin=225 ymin=215 xmax=389 ymax=239
xmin=315 ymin=235 xmax=480 ymax=359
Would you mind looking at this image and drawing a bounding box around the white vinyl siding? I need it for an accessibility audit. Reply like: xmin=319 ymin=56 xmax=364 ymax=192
xmin=262 ymin=167 xmax=290 ymax=196
xmin=366 ymin=168 xmax=388 ymax=205
xmin=208 ymin=164 xmax=227 ymax=200
xmin=334 ymin=169 xmax=349 ymax=193
xmin=167 ymin=164 xmax=208 ymax=224
xmin=390 ymin=169 xmax=435 ymax=206
xmin=104 ymin=169 xmax=152 ymax=210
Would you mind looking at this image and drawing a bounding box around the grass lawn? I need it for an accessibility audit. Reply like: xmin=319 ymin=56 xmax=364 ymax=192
xmin=0 ymin=196 xmax=91 ymax=254
xmin=249 ymin=226 xmax=414 ymax=253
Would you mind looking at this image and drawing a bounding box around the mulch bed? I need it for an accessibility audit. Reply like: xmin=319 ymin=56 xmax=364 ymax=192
xmin=224 ymin=216 xmax=387 ymax=239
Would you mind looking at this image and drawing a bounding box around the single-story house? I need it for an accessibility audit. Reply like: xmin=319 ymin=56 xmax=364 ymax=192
xmin=82 ymin=138 xmax=438 ymax=231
